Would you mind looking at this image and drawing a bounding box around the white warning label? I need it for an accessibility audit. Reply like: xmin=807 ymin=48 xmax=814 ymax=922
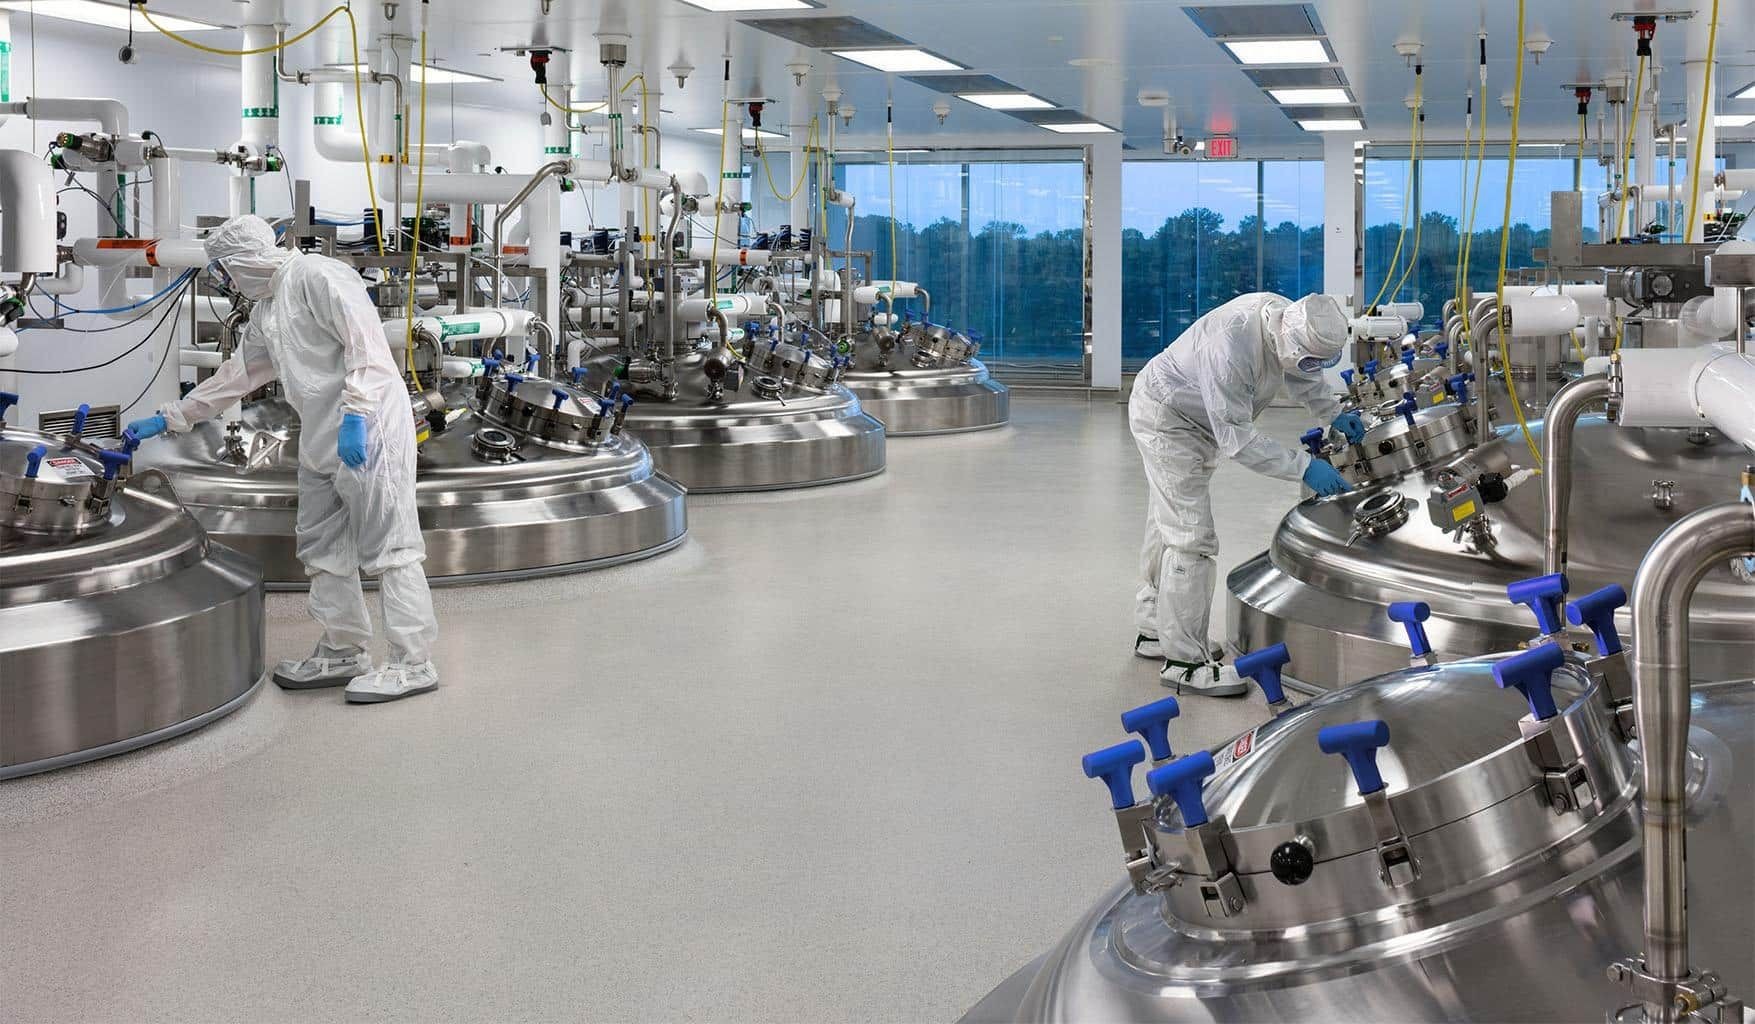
xmin=44 ymin=456 xmax=95 ymax=479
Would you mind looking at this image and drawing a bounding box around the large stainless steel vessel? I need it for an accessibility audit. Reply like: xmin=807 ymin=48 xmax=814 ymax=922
xmin=839 ymin=324 xmax=1009 ymax=436
xmin=1 ymin=420 xmax=264 ymax=779
xmin=961 ymin=655 xmax=1754 ymax=1023
xmin=1226 ymin=415 xmax=1754 ymax=688
xmin=139 ymin=373 xmax=687 ymax=588
xmin=591 ymin=349 xmax=886 ymax=492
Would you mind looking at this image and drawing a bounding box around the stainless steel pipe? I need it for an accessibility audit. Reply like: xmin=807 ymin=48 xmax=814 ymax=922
xmin=1540 ymin=373 xmax=1612 ymax=575
xmin=1628 ymin=500 xmax=1755 ymax=1020
xmin=491 ymin=160 xmax=571 ymax=306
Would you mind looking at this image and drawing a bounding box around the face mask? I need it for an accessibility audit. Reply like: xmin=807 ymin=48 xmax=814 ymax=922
xmin=1298 ymin=352 xmax=1342 ymax=374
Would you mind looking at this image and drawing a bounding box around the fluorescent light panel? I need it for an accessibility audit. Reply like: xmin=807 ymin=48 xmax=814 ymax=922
xmin=957 ymin=92 xmax=1054 ymax=111
xmin=343 ymin=63 xmax=498 ymax=85
xmin=0 ymin=0 xmax=223 ymax=31
xmin=694 ymin=126 xmax=790 ymax=141
xmin=1040 ymin=122 xmax=1116 ymax=134
xmin=1224 ymin=38 xmax=1331 ymax=65
xmin=1713 ymin=114 xmax=1755 ymax=128
xmin=1268 ymin=87 xmax=1349 ymax=105
xmin=677 ymin=0 xmax=814 ymax=10
xmin=1299 ymin=118 xmax=1363 ymax=132
xmin=1734 ymin=83 xmax=1755 ymax=101
xmin=831 ymin=48 xmax=964 ymax=73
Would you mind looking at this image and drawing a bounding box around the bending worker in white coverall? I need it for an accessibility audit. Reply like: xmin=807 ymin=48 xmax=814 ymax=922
xmin=126 ymin=215 xmax=439 ymax=704
xmin=1129 ymin=292 xmax=1362 ymax=696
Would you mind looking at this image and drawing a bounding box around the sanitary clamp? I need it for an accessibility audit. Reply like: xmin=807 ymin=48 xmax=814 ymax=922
xmin=1609 ymin=958 xmax=1743 ymax=1024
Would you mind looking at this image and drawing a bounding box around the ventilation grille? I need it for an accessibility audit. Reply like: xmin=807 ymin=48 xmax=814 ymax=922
xmin=40 ymin=404 xmax=122 ymax=439
xmin=1182 ymin=4 xmax=1323 ymax=39
xmin=901 ymin=73 xmax=1019 ymax=95
xmin=739 ymin=16 xmax=909 ymax=49
xmin=1242 ymin=67 xmax=1346 ymax=89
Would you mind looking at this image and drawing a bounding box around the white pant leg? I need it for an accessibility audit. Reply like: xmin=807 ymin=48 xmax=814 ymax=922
xmin=336 ymin=397 xmax=437 ymax=667
xmin=1130 ymin=390 xmax=1220 ymax=664
xmin=378 ymin=563 xmax=436 ymax=665
xmin=295 ymin=463 xmax=372 ymax=653
xmin=1129 ymin=386 xmax=1169 ymax=637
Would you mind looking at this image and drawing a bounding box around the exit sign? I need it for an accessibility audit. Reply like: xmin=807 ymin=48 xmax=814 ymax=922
xmin=1207 ymin=136 xmax=1239 ymax=159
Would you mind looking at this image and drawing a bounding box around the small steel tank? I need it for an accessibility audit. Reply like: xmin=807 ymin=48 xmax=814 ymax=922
xmin=961 ymin=645 xmax=1753 ymax=1023
xmin=839 ymin=323 xmax=1009 ymax=436
xmin=1 ymin=410 xmax=264 ymax=779
xmin=139 ymin=371 xmax=687 ymax=588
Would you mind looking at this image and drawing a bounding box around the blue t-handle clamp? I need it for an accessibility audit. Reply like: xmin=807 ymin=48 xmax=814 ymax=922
xmin=1400 ymin=349 xmax=1416 ymax=370
xmin=1120 ymin=697 xmax=1180 ymax=763
xmin=1507 ymin=573 xmax=1569 ymax=636
xmin=1435 ymin=341 xmax=1450 ymax=359
xmin=524 ymin=350 xmax=540 ymax=372
xmin=1387 ymin=601 xmax=1433 ymax=659
xmin=504 ymin=372 xmax=527 ymax=388
xmin=97 ymin=448 xmax=133 ymax=481
xmin=1318 ymin=720 xmax=1391 ymax=795
xmin=1082 ymin=740 xmax=1146 ymax=810
xmin=1493 ymin=642 xmax=1566 ymax=721
xmin=1363 ymin=358 xmax=1381 ymax=380
xmin=1300 ymin=428 xmax=1328 ymax=457
xmin=1566 ymin=584 xmax=1627 ymax=657
xmin=1235 ymin=643 xmax=1291 ymax=707
xmin=1147 ymin=751 xmax=1215 ymax=828
xmin=570 ymin=366 xmax=589 ymax=385
xmin=23 ymin=444 xmax=49 ymax=479
xmin=1444 ymin=373 xmax=1474 ymax=406
xmin=551 ymin=388 xmax=570 ymax=411
xmin=1340 ymin=369 xmax=1356 ymax=388
xmin=0 ymin=390 xmax=18 ymax=425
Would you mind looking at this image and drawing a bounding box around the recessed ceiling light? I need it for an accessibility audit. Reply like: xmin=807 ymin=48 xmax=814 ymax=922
xmin=1224 ymin=39 xmax=1331 ymax=65
xmin=832 ymin=48 xmax=965 ymax=73
xmin=0 ymin=0 xmax=223 ymax=31
xmin=1713 ymin=114 xmax=1755 ymax=128
xmin=676 ymin=0 xmax=815 ymax=10
xmin=957 ymin=92 xmax=1055 ymax=111
xmin=1734 ymin=83 xmax=1755 ymax=101
xmin=1267 ymin=87 xmax=1350 ymax=105
xmin=344 ymin=63 xmax=499 ymax=85
xmin=1040 ymin=122 xmax=1117 ymax=134
xmin=694 ymin=126 xmax=791 ymax=141
xmin=1298 ymin=118 xmax=1363 ymax=132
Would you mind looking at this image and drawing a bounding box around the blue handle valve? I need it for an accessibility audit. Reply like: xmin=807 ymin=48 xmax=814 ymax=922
xmin=570 ymin=366 xmax=588 ymax=385
xmin=618 ymin=393 xmax=634 ymax=411
xmin=0 ymin=390 xmax=18 ymax=424
xmin=504 ymin=372 xmax=527 ymax=388
xmin=1146 ymin=751 xmax=1215 ymax=828
xmin=551 ymin=388 xmax=569 ymax=411
xmin=1386 ymin=601 xmax=1433 ymax=659
xmin=1445 ymin=373 xmax=1474 ymax=406
xmin=1401 ymin=349 xmax=1416 ymax=370
xmin=1395 ymin=392 xmax=1418 ymax=429
xmin=524 ymin=351 xmax=540 ymax=372
xmin=97 ymin=448 xmax=132 ymax=481
xmin=1318 ymin=720 xmax=1392 ymax=795
xmin=1566 ymin=584 xmax=1628 ymax=657
xmin=1506 ymin=572 xmax=1569 ymax=636
xmin=1120 ymin=696 xmax=1181 ymax=762
xmin=1493 ymin=641 xmax=1566 ymax=721
xmin=71 ymin=403 xmax=90 ymax=435
xmin=596 ymin=397 xmax=614 ymax=417
xmin=1082 ymin=740 xmax=1146 ymax=810
xmin=1300 ymin=428 xmax=1328 ymax=457
xmin=120 ymin=428 xmax=144 ymax=453
xmin=1235 ymin=643 xmax=1292 ymax=705
xmin=23 ymin=444 xmax=48 ymax=479
xmin=1363 ymin=359 xmax=1381 ymax=380
xmin=1435 ymin=341 xmax=1450 ymax=359
xmin=1340 ymin=369 xmax=1356 ymax=388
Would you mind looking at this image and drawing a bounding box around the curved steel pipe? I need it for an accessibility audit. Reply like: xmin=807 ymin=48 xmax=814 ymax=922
xmin=1629 ymin=500 xmax=1755 ymax=1020
xmin=490 ymin=160 xmax=571 ymax=306
xmin=1540 ymin=373 xmax=1612 ymax=575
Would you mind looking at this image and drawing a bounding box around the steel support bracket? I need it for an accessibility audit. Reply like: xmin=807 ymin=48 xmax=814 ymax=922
xmin=1182 ymin=815 xmax=1247 ymax=917
xmin=1362 ymin=789 xmax=1418 ymax=887
xmin=1519 ymin=715 xmax=1597 ymax=815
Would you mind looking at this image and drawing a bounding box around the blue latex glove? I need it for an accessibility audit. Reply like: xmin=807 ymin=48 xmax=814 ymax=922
xmin=1302 ymin=459 xmax=1352 ymax=497
xmin=338 ymin=413 xmax=368 ymax=469
xmin=125 ymin=414 xmax=168 ymax=440
xmin=1331 ymin=411 xmax=1367 ymax=444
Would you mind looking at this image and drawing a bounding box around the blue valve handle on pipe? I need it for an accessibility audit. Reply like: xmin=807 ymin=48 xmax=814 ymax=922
xmin=1566 ymin=584 xmax=1627 ymax=657
xmin=1120 ymin=696 xmax=1181 ymax=762
xmin=1082 ymin=740 xmax=1146 ymax=810
xmin=1300 ymin=428 xmax=1328 ymax=457
xmin=1435 ymin=342 xmax=1449 ymax=359
xmin=1340 ymin=369 xmax=1356 ymax=387
xmin=1318 ymin=720 xmax=1391 ymax=795
xmin=482 ymin=357 xmax=502 ymax=374
xmin=571 ymin=366 xmax=588 ymax=385
xmin=23 ymin=444 xmax=48 ymax=478
xmin=1395 ymin=392 xmax=1418 ymax=429
xmin=505 ymin=372 xmax=527 ymax=388
xmin=551 ymin=388 xmax=569 ymax=411
xmin=1401 ymin=349 xmax=1416 ymax=370
xmin=1363 ymin=359 xmax=1380 ymax=380
xmin=1147 ymin=751 xmax=1215 ymax=828
xmin=97 ymin=448 xmax=132 ymax=481
xmin=596 ymin=398 xmax=614 ymax=417
xmin=1445 ymin=373 xmax=1474 ymax=406
xmin=1493 ymin=641 xmax=1566 ymax=721
xmin=618 ymin=394 xmax=634 ymax=410
xmin=1235 ymin=643 xmax=1291 ymax=705
xmin=1387 ymin=601 xmax=1434 ymax=658
xmin=1507 ymin=573 xmax=1569 ymax=635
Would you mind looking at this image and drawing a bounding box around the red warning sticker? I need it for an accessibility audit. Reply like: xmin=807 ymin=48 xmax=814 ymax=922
xmin=44 ymin=456 xmax=94 ymax=479
xmin=1212 ymin=728 xmax=1258 ymax=770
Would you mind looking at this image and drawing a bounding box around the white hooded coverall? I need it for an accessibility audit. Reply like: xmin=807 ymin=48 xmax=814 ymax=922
xmin=161 ymin=216 xmax=437 ymax=668
xmin=1129 ymin=292 xmax=1345 ymax=667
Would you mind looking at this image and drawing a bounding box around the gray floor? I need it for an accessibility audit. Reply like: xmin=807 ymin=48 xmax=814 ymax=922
xmin=0 ymin=394 xmax=1306 ymax=1024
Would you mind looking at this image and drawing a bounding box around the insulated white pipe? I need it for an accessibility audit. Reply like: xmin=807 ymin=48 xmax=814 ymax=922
xmin=1539 ymin=282 xmax=1611 ymax=320
xmin=679 ymin=293 xmax=764 ymax=319
xmin=0 ymin=12 xmax=11 ymax=128
xmin=381 ymin=308 xmax=534 ymax=345
xmin=852 ymin=280 xmax=920 ymax=305
xmin=148 ymin=156 xmax=182 ymax=290
xmin=1506 ymin=295 xmax=1579 ymax=336
xmin=1379 ymin=301 xmax=1424 ymax=322
xmin=542 ymin=52 xmax=571 ymax=160
xmin=72 ymin=237 xmax=210 ymax=269
xmin=32 ymin=262 xmax=84 ymax=295
xmin=1609 ymin=346 xmax=1755 ymax=450
xmin=0 ymin=97 xmax=128 ymax=137
xmin=1683 ymin=39 xmax=1717 ymax=243
xmin=0 ymin=150 xmax=56 ymax=273
xmin=239 ymin=24 xmax=279 ymax=158
xmin=181 ymin=349 xmax=225 ymax=368
xmin=687 ymin=242 xmax=771 ymax=266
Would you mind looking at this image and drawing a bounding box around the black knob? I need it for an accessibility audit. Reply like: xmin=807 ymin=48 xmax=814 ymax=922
xmin=1270 ymin=840 xmax=1315 ymax=886
xmin=1477 ymin=472 xmax=1509 ymax=503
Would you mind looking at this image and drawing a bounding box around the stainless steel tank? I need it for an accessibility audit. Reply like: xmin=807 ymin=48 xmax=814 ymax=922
xmin=139 ymin=372 xmax=687 ymax=588
xmin=1 ymin=418 xmax=264 ymax=779
xmin=591 ymin=348 xmax=886 ymax=492
xmin=961 ymin=654 xmax=1754 ymax=1022
xmin=839 ymin=324 xmax=1009 ymax=436
xmin=1227 ymin=411 xmax=1754 ymax=688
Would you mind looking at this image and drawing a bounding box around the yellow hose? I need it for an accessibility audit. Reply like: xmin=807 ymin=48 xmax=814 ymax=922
xmin=1389 ymin=78 xmax=1425 ymax=301
xmin=706 ymin=100 xmax=733 ymax=300
xmin=1495 ymin=0 xmax=1542 ymax=470
xmin=1613 ymin=56 xmax=1646 ymax=240
xmin=1683 ymin=0 xmax=1720 ymax=242
xmin=1458 ymin=80 xmax=1488 ymax=360
xmin=404 ymin=28 xmax=429 ymax=388
xmin=141 ymin=3 xmax=383 ymax=254
xmin=758 ymin=118 xmax=818 ymax=201
xmin=1365 ymin=101 xmax=1420 ymax=312
xmin=541 ymin=85 xmax=605 ymax=117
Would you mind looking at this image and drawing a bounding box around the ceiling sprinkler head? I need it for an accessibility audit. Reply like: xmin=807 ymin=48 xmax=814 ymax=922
xmin=669 ymin=61 xmax=694 ymax=90
xmin=1500 ymin=90 xmax=1517 ymax=112
xmin=1394 ymin=38 xmax=1422 ymax=67
xmin=932 ymin=100 xmax=950 ymax=124
xmin=540 ymin=109 xmax=553 ymax=127
xmin=1524 ymin=31 xmax=1553 ymax=64
xmin=787 ymin=61 xmax=812 ymax=87
xmin=840 ymin=104 xmax=856 ymax=127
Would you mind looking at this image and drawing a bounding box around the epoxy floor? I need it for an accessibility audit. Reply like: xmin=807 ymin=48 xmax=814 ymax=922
xmin=1 ymin=394 xmax=1306 ymax=1024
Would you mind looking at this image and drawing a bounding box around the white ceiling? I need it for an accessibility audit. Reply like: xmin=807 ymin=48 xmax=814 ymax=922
xmin=17 ymin=0 xmax=1755 ymax=154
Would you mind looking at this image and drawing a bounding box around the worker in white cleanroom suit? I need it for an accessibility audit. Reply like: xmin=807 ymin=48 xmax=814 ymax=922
xmin=1129 ymin=292 xmax=1362 ymax=696
xmin=126 ymin=215 xmax=439 ymax=704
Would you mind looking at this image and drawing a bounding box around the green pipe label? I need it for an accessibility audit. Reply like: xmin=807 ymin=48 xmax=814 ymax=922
xmin=439 ymin=321 xmax=482 ymax=337
xmin=1 ymin=41 xmax=10 ymax=104
xmin=313 ymin=115 xmax=343 ymax=125
xmin=242 ymin=106 xmax=279 ymax=118
xmin=543 ymin=146 xmax=569 ymax=154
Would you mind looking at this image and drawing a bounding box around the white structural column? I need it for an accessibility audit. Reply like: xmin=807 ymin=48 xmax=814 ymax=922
xmin=1322 ymin=133 xmax=1359 ymax=305
xmin=1088 ymin=135 xmax=1122 ymax=389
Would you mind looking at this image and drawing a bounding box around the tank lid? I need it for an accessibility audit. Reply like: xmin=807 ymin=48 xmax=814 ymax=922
xmin=476 ymin=372 xmax=612 ymax=450
xmin=0 ymin=429 xmax=113 ymax=535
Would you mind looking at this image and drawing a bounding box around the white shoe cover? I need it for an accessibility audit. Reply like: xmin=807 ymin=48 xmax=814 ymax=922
xmin=273 ymin=647 xmax=372 ymax=689
xmin=1161 ymin=660 xmax=1247 ymax=697
xmin=1135 ymin=635 xmax=1164 ymax=660
xmin=345 ymin=661 xmax=440 ymax=704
